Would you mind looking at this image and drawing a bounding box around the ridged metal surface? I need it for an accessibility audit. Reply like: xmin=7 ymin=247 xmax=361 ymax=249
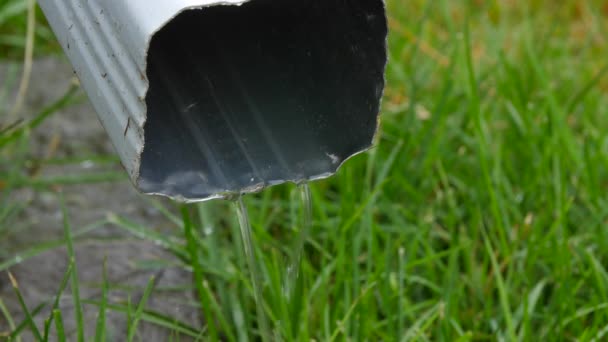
xmin=38 ymin=0 xmax=248 ymax=182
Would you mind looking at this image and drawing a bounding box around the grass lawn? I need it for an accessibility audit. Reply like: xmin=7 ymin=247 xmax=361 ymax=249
xmin=2 ymin=0 xmax=608 ymax=340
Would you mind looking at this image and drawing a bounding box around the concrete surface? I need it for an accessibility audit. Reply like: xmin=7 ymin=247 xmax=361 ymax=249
xmin=0 ymin=57 xmax=202 ymax=341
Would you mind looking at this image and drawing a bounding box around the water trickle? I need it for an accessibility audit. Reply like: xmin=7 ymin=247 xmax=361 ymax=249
xmin=234 ymin=196 xmax=271 ymax=342
xmin=284 ymin=182 xmax=312 ymax=299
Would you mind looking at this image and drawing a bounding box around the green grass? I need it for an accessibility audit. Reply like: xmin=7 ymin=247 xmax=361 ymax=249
xmin=2 ymin=0 xmax=608 ymax=340
xmin=0 ymin=0 xmax=59 ymax=60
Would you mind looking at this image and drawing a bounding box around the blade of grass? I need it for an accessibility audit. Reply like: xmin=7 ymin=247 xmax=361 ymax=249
xmin=94 ymin=257 xmax=109 ymax=342
xmin=12 ymin=171 xmax=126 ymax=189
xmin=184 ymin=206 xmax=236 ymax=340
xmin=566 ymin=63 xmax=608 ymax=115
xmin=563 ymin=303 xmax=608 ymax=327
xmin=463 ymin=18 xmax=509 ymax=255
xmin=483 ymin=230 xmax=516 ymax=340
xmin=127 ymin=276 xmax=157 ymax=342
xmin=516 ymin=279 xmax=547 ymax=340
xmin=181 ymin=205 xmax=218 ymax=341
xmin=401 ymin=302 xmax=443 ymax=342
xmin=127 ymin=294 xmax=133 ymax=335
xmin=42 ymin=154 xmax=120 ymax=166
xmin=61 ymin=196 xmax=85 ymax=342
xmin=592 ymin=324 xmax=608 ymax=342
xmin=8 ymin=271 xmax=43 ymax=341
xmin=9 ymin=302 xmax=46 ymax=339
xmin=329 ymin=282 xmax=376 ymax=342
xmin=0 ymin=84 xmax=79 ymax=148
xmin=85 ymin=300 xmax=202 ymax=338
xmin=53 ymin=310 xmax=66 ymax=342
xmin=0 ymin=297 xmax=19 ymax=342
xmin=107 ymin=214 xmax=188 ymax=262
xmin=144 ymin=197 xmax=182 ymax=226
xmin=197 ymin=202 xmax=234 ymax=336
xmin=0 ymin=1 xmax=28 ymax=26
xmin=7 ymin=0 xmax=35 ymax=118
xmin=0 ymin=219 xmax=107 ymax=271
xmin=397 ymin=246 xmax=406 ymax=338
xmin=43 ymin=261 xmax=74 ymax=340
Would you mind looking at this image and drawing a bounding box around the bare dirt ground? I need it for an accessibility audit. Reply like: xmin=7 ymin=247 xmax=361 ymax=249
xmin=0 ymin=57 xmax=200 ymax=341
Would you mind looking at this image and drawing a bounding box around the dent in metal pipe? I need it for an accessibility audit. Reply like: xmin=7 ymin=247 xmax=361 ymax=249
xmin=39 ymin=0 xmax=388 ymax=202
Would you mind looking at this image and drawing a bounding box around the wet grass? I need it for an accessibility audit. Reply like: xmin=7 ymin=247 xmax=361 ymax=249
xmin=2 ymin=0 xmax=608 ymax=340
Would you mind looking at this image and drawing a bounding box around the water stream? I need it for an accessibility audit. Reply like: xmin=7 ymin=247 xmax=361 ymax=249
xmin=234 ymin=196 xmax=272 ymax=342
xmin=233 ymin=182 xmax=313 ymax=341
xmin=284 ymin=183 xmax=312 ymax=300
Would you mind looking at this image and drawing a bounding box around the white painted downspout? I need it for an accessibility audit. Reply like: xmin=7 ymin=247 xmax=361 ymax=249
xmin=38 ymin=0 xmax=388 ymax=202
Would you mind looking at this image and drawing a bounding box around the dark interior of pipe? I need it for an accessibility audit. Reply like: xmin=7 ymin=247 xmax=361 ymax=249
xmin=139 ymin=0 xmax=387 ymax=200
